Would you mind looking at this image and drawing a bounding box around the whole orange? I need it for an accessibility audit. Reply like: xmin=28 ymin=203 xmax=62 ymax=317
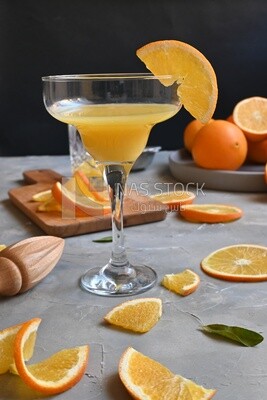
xmin=247 ymin=139 xmax=267 ymax=164
xmin=226 ymin=114 xmax=234 ymax=123
xmin=191 ymin=120 xmax=248 ymax=170
xmin=183 ymin=119 xmax=204 ymax=152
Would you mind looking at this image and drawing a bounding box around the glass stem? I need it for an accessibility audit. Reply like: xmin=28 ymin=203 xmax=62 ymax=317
xmin=104 ymin=165 xmax=129 ymax=267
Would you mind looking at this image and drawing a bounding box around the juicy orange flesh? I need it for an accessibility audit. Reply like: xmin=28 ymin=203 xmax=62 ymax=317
xmin=0 ymin=334 xmax=17 ymax=374
xmin=106 ymin=301 xmax=161 ymax=332
xmin=234 ymin=98 xmax=267 ymax=133
xmin=204 ymin=246 xmax=267 ymax=275
xmin=152 ymin=192 xmax=194 ymax=203
xmin=0 ymin=329 xmax=36 ymax=374
xmin=23 ymin=332 xmax=37 ymax=360
xmin=186 ymin=205 xmax=240 ymax=215
xmin=37 ymin=198 xmax=62 ymax=212
xmin=137 ymin=41 xmax=217 ymax=123
xmin=162 ymin=270 xmax=198 ymax=293
xmin=26 ymin=348 xmax=80 ymax=382
xmin=125 ymin=350 xmax=215 ymax=400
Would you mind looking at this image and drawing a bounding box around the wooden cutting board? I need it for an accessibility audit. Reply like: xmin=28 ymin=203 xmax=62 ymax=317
xmin=8 ymin=169 xmax=167 ymax=238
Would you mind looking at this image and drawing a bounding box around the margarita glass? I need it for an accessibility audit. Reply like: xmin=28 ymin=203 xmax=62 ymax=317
xmin=42 ymin=73 xmax=180 ymax=296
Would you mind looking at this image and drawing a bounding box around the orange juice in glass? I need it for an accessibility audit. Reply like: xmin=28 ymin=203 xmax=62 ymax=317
xmin=42 ymin=73 xmax=180 ymax=296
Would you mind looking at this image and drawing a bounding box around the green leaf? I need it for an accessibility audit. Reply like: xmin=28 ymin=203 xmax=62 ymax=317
xmin=92 ymin=236 xmax=112 ymax=243
xmin=201 ymin=324 xmax=263 ymax=347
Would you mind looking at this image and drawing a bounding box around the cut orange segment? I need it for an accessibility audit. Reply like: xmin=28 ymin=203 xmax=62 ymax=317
xmin=104 ymin=298 xmax=162 ymax=333
xmin=233 ymin=96 xmax=267 ymax=142
xmin=52 ymin=181 xmax=110 ymax=217
xmin=151 ymin=191 xmax=195 ymax=211
xmin=32 ymin=189 xmax=53 ymax=202
xmin=74 ymin=169 xmax=109 ymax=203
xmin=119 ymin=347 xmax=216 ymax=400
xmin=201 ymin=244 xmax=267 ymax=282
xmin=136 ymin=40 xmax=218 ymax=123
xmin=14 ymin=318 xmax=89 ymax=395
xmin=37 ymin=197 xmax=62 ymax=212
xmin=162 ymin=269 xmax=200 ymax=296
xmin=180 ymin=204 xmax=243 ymax=223
xmin=0 ymin=318 xmax=39 ymax=374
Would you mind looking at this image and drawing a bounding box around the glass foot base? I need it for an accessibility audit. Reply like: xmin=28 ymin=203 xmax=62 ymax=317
xmin=80 ymin=264 xmax=157 ymax=296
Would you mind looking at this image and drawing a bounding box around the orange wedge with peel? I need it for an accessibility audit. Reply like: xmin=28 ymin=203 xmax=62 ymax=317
xmin=74 ymin=169 xmax=109 ymax=203
xmin=162 ymin=269 xmax=200 ymax=296
xmin=151 ymin=190 xmax=195 ymax=211
xmin=0 ymin=318 xmax=38 ymax=374
xmin=52 ymin=180 xmax=110 ymax=217
xmin=104 ymin=298 xmax=162 ymax=333
xmin=119 ymin=347 xmax=216 ymax=400
xmin=13 ymin=318 xmax=89 ymax=395
xmin=201 ymin=244 xmax=267 ymax=282
xmin=233 ymin=96 xmax=267 ymax=142
xmin=136 ymin=40 xmax=218 ymax=123
xmin=180 ymin=204 xmax=243 ymax=223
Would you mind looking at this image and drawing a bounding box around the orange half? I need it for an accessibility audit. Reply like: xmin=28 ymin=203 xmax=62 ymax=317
xmin=233 ymin=96 xmax=267 ymax=142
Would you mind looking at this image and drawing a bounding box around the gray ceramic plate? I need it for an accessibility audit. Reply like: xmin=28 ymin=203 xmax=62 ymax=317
xmin=169 ymin=149 xmax=267 ymax=192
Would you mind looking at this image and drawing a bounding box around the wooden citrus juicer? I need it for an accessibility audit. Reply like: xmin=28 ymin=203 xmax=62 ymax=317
xmin=0 ymin=236 xmax=64 ymax=296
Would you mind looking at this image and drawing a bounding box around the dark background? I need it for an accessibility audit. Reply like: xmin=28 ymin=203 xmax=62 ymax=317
xmin=1 ymin=0 xmax=267 ymax=156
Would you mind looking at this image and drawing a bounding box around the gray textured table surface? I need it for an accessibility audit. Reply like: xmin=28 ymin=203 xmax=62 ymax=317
xmin=0 ymin=152 xmax=266 ymax=400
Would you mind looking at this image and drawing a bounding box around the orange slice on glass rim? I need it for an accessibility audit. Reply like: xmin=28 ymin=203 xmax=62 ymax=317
xmin=119 ymin=347 xmax=216 ymax=400
xmin=201 ymin=244 xmax=267 ymax=282
xmin=162 ymin=269 xmax=200 ymax=296
xmin=180 ymin=204 xmax=243 ymax=223
xmin=233 ymin=96 xmax=267 ymax=142
xmin=136 ymin=40 xmax=218 ymax=123
xmin=13 ymin=318 xmax=89 ymax=395
xmin=150 ymin=191 xmax=195 ymax=211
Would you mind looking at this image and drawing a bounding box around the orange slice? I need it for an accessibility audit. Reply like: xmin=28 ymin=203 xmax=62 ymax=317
xmin=104 ymin=298 xmax=162 ymax=333
xmin=136 ymin=40 xmax=218 ymax=123
xmin=119 ymin=347 xmax=216 ymax=400
xmin=32 ymin=189 xmax=53 ymax=202
xmin=233 ymin=96 xmax=267 ymax=142
xmin=74 ymin=170 xmax=109 ymax=203
xmin=162 ymin=269 xmax=200 ymax=296
xmin=14 ymin=318 xmax=89 ymax=395
xmin=52 ymin=181 xmax=110 ymax=217
xmin=180 ymin=204 xmax=243 ymax=223
xmin=37 ymin=197 xmax=62 ymax=212
xmin=0 ymin=318 xmax=39 ymax=374
xmin=201 ymin=244 xmax=267 ymax=282
xmin=151 ymin=191 xmax=195 ymax=211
